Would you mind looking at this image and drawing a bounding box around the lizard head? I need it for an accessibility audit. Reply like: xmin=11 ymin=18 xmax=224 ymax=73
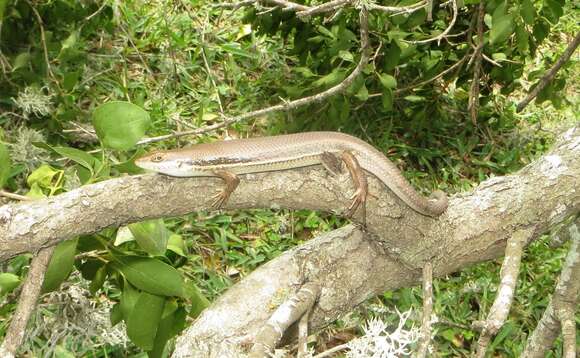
xmin=135 ymin=150 xmax=201 ymax=177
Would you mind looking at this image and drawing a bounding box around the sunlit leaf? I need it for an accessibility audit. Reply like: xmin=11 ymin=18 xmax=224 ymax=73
xmin=114 ymin=256 xmax=184 ymax=297
xmin=92 ymin=101 xmax=151 ymax=151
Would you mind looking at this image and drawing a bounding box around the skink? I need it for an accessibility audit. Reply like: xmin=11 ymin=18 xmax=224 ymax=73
xmin=135 ymin=131 xmax=448 ymax=218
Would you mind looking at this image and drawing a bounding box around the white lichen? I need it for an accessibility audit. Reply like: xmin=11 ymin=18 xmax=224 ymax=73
xmin=12 ymin=86 xmax=53 ymax=118
xmin=346 ymin=309 xmax=420 ymax=358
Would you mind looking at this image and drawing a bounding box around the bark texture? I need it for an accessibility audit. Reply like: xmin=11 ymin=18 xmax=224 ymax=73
xmin=172 ymin=127 xmax=579 ymax=357
xmin=0 ymin=128 xmax=578 ymax=357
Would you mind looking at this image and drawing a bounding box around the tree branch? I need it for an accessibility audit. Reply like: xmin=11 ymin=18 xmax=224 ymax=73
xmin=468 ymin=0 xmax=485 ymax=125
xmin=0 ymin=247 xmax=55 ymax=357
xmin=405 ymin=0 xmax=458 ymax=45
xmin=516 ymin=31 xmax=580 ymax=112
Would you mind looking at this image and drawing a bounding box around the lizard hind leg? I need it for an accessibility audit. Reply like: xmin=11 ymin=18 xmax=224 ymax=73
xmin=210 ymin=170 xmax=240 ymax=209
xmin=341 ymin=151 xmax=368 ymax=225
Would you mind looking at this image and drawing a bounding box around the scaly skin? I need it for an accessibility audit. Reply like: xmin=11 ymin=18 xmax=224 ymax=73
xmin=135 ymin=132 xmax=448 ymax=217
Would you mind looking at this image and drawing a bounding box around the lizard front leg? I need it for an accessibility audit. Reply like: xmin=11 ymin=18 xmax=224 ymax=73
xmin=211 ymin=170 xmax=240 ymax=209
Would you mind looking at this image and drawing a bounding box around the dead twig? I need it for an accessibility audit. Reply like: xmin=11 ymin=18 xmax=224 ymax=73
xmin=416 ymin=262 xmax=434 ymax=358
xmin=249 ymin=282 xmax=321 ymax=358
xmin=521 ymin=220 xmax=579 ymax=358
xmin=368 ymin=0 xmax=427 ymax=15
xmin=468 ymin=0 xmax=485 ymax=125
xmin=0 ymin=247 xmax=55 ymax=357
xmin=516 ymin=31 xmax=580 ymax=112
xmin=406 ymin=0 xmax=457 ymax=45
xmin=25 ymin=0 xmax=56 ymax=82
xmin=472 ymin=229 xmax=533 ymax=358
xmin=296 ymin=0 xmax=351 ymax=18
xmin=0 ymin=191 xmax=33 ymax=201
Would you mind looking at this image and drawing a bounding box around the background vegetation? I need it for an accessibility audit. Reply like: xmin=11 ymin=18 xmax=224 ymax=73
xmin=0 ymin=0 xmax=577 ymax=356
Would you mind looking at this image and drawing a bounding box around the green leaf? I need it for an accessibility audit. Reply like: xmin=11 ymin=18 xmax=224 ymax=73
xmin=355 ymin=84 xmax=368 ymax=101
xmin=148 ymin=300 xmax=179 ymax=358
xmin=12 ymin=52 xmax=30 ymax=71
xmin=26 ymin=164 xmax=63 ymax=197
xmin=114 ymin=256 xmax=184 ymax=297
xmin=61 ymin=30 xmax=78 ymax=51
xmin=490 ymin=4 xmax=514 ymax=45
xmin=0 ymin=142 xmax=11 ymax=187
xmin=382 ymin=90 xmax=393 ymax=111
xmin=42 ymin=238 xmax=78 ymax=293
xmin=383 ymin=43 xmax=401 ymax=71
xmin=184 ymin=280 xmax=210 ymax=317
xmin=89 ymin=265 xmax=107 ymax=295
xmin=128 ymin=219 xmax=169 ymax=256
xmin=115 ymin=226 xmax=135 ymax=246
xmin=50 ymin=146 xmax=97 ymax=173
xmin=126 ymin=292 xmax=165 ymax=351
xmin=0 ymin=0 xmax=9 ymax=21
xmin=110 ymin=302 xmax=123 ymax=326
xmin=312 ymin=69 xmax=345 ymax=88
xmin=532 ymin=20 xmax=550 ymax=44
xmin=404 ymin=95 xmax=425 ymax=102
xmin=0 ymin=273 xmax=20 ymax=295
xmin=338 ymin=50 xmax=354 ymax=62
xmin=92 ymin=101 xmax=151 ymax=151
xmin=521 ymin=0 xmax=535 ymax=25
xmin=120 ymin=281 xmax=140 ymax=321
xmin=515 ymin=25 xmax=529 ymax=53
xmin=378 ymin=73 xmax=397 ymax=89
xmin=167 ymin=234 xmax=187 ymax=257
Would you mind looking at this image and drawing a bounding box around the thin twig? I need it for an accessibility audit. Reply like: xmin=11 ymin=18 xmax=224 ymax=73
xmin=0 ymin=247 xmax=55 ymax=356
xmin=468 ymin=0 xmax=485 ymax=125
xmin=516 ymin=31 xmax=580 ymax=112
xmin=262 ymin=0 xmax=309 ymax=11
xmin=406 ymin=0 xmax=458 ymax=45
xmin=212 ymin=0 xmax=256 ymax=9
xmin=368 ymin=0 xmax=427 ymax=15
xmin=417 ymin=262 xmax=434 ymax=358
xmin=200 ymin=14 xmax=225 ymax=115
xmin=25 ymin=0 xmax=56 ymax=82
xmin=472 ymin=229 xmax=532 ymax=358
xmin=0 ymin=191 xmax=33 ymax=201
xmin=312 ymin=343 xmax=349 ymax=358
xmin=297 ymin=307 xmax=312 ymax=358
xmin=85 ymin=1 xmax=109 ymax=21
xmin=138 ymin=6 xmax=371 ymax=145
xmin=296 ymin=0 xmax=351 ymax=18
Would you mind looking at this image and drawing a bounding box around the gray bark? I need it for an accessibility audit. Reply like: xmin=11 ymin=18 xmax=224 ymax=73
xmin=173 ymin=127 xmax=579 ymax=357
xmin=0 ymin=127 xmax=577 ymax=357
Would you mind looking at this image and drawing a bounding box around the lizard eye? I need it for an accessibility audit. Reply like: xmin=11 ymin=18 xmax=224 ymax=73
xmin=151 ymin=153 xmax=165 ymax=162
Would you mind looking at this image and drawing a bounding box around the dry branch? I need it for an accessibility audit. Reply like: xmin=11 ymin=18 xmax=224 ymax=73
xmin=472 ymin=228 xmax=531 ymax=357
xmin=0 ymin=247 xmax=55 ymax=357
xmin=521 ymin=220 xmax=580 ymax=358
xmin=516 ymin=31 xmax=580 ymax=112
xmin=468 ymin=0 xmax=485 ymax=125
xmin=249 ymin=282 xmax=320 ymax=357
xmin=416 ymin=262 xmax=433 ymax=358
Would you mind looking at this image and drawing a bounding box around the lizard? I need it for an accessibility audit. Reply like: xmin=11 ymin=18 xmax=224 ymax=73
xmin=134 ymin=131 xmax=448 ymax=218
